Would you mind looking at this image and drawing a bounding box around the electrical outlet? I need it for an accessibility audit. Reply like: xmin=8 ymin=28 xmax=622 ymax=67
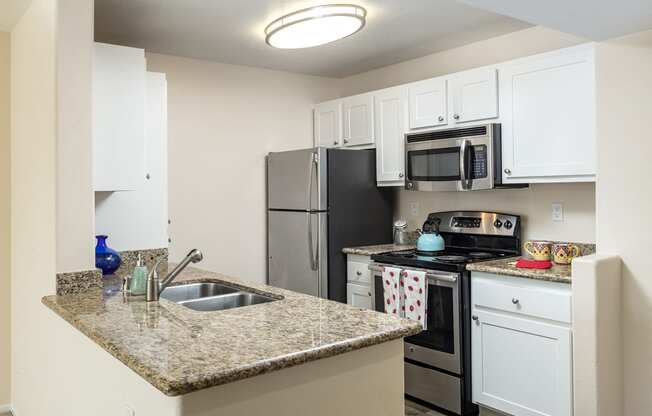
xmin=552 ymin=203 xmax=564 ymax=222
xmin=409 ymin=202 xmax=419 ymax=218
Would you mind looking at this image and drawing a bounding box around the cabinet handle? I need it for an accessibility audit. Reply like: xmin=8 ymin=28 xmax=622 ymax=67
xmin=453 ymin=114 xmax=460 ymax=120
xmin=438 ymin=116 xmax=444 ymax=122
xmin=367 ymin=292 xmax=372 ymax=297
xmin=512 ymin=298 xmax=520 ymax=304
xmin=504 ymin=168 xmax=512 ymax=175
xmin=343 ymin=139 xmax=349 ymax=144
xmin=333 ymin=141 xmax=339 ymax=145
xmin=472 ymin=315 xmax=479 ymax=321
xmin=398 ymin=173 xmax=404 ymax=178
xmin=408 ymin=346 xmax=415 ymax=353
xmin=356 ymin=271 xmax=362 ymax=276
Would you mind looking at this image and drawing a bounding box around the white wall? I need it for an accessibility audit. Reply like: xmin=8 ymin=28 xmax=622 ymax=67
xmin=145 ymin=53 xmax=341 ymax=283
xmin=339 ymin=26 xmax=596 ymax=243
xmin=55 ymin=0 xmax=95 ymax=273
xmin=10 ymin=0 xmax=58 ymax=414
xmin=595 ymin=29 xmax=652 ymax=415
xmin=0 ymin=30 xmax=11 ymax=406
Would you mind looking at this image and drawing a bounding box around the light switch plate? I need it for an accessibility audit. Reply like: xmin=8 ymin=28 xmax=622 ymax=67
xmin=552 ymin=203 xmax=564 ymax=222
xmin=409 ymin=202 xmax=419 ymax=218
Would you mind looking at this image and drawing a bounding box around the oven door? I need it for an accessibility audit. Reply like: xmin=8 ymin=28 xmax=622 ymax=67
xmin=371 ymin=264 xmax=461 ymax=375
xmin=405 ymin=135 xmax=494 ymax=192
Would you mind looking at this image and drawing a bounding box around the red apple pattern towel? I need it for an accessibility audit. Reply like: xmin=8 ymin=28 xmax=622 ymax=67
xmin=382 ymin=266 xmax=402 ymax=317
xmin=403 ymin=270 xmax=427 ymax=329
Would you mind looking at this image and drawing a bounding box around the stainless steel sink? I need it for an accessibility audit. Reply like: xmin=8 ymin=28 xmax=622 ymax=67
xmin=160 ymin=282 xmax=277 ymax=312
xmin=160 ymin=282 xmax=239 ymax=302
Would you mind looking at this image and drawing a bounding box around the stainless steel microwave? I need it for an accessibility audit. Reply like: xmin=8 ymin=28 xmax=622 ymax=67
xmin=404 ymin=124 xmax=526 ymax=192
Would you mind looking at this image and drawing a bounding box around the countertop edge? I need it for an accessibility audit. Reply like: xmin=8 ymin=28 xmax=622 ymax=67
xmin=42 ymin=295 xmax=422 ymax=396
xmin=466 ymin=261 xmax=572 ymax=284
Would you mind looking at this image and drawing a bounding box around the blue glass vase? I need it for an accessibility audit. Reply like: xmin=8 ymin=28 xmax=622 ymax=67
xmin=95 ymin=235 xmax=122 ymax=276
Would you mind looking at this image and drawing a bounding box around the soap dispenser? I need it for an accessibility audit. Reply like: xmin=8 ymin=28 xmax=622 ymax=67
xmin=129 ymin=254 xmax=148 ymax=295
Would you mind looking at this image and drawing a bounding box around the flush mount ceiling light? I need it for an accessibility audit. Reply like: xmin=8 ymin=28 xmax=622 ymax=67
xmin=265 ymin=4 xmax=367 ymax=49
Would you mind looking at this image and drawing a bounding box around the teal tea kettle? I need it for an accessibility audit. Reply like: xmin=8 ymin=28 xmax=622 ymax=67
xmin=417 ymin=217 xmax=445 ymax=252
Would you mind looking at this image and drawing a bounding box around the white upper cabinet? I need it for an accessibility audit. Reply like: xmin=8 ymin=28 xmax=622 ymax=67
xmin=408 ymin=77 xmax=447 ymax=129
xmin=314 ymin=100 xmax=342 ymax=148
xmin=93 ymin=43 xmax=146 ymax=191
xmin=449 ymin=68 xmax=498 ymax=124
xmin=499 ymin=44 xmax=596 ymax=183
xmin=342 ymin=93 xmax=374 ymax=147
xmin=375 ymin=86 xmax=408 ymax=186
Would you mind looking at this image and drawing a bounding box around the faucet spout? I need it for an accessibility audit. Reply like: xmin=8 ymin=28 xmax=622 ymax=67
xmin=146 ymin=249 xmax=203 ymax=302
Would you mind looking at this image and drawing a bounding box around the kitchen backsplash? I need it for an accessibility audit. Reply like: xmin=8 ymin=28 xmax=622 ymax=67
xmin=395 ymin=182 xmax=596 ymax=244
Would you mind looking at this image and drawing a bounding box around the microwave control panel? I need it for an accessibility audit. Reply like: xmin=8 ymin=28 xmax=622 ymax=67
xmin=471 ymin=145 xmax=488 ymax=179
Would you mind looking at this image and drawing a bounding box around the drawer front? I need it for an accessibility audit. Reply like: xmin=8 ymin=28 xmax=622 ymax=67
xmin=405 ymin=362 xmax=462 ymax=414
xmin=472 ymin=275 xmax=572 ymax=323
xmin=347 ymin=260 xmax=371 ymax=284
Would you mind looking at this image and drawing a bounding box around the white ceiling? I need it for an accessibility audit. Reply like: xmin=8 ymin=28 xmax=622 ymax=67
xmin=459 ymin=0 xmax=652 ymax=40
xmin=0 ymin=0 xmax=32 ymax=31
xmin=94 ymin=0 xmax=531 ymax=78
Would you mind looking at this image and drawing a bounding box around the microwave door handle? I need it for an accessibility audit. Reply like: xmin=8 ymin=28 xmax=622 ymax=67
xmin=459 ymin=139 xmax=471 ymax=190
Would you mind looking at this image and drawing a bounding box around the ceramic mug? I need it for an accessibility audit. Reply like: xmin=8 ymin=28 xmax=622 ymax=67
xmin=552 ymin=243 xmax=581 ymax=265
xmin=523 ymin=241 xmax=552 ymax=261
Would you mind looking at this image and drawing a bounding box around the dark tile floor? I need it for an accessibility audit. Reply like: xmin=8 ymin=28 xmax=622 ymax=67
xmin=405 ymin=399 xmax=446 ymax=416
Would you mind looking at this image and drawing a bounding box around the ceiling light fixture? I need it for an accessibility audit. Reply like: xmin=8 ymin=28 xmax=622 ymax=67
xmin=265 ymin=4 xmax=367 ymax=49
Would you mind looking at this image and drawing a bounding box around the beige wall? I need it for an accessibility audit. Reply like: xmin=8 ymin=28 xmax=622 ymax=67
xmin=340 ymin=26 xmax=596 ymax=243
xmin=595 ymin=29 xmax=652 ymax=415
xmin=55 ymin=0 xmax=95 ymax=273
xmin=10 ymin=0 xmax=58 ymax=413
xmin=0 ymin=30 xmax=10 ymax=405
xmin=146 ymin=53 xmax=341 ymax=283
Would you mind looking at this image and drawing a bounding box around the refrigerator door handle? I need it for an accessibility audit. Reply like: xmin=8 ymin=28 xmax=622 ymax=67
xmin=307 ymin=153 xmax=319 ymax=272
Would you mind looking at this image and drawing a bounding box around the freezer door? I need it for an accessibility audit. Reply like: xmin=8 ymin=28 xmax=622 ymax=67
xmin=268 ymin=211 xmax=328 ymax=298
xmin=267 ymin=147 xmax=327 ymax=211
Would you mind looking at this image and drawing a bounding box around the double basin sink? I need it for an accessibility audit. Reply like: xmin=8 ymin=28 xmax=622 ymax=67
xmin=160 ymin=282 xmax=277 ymax=312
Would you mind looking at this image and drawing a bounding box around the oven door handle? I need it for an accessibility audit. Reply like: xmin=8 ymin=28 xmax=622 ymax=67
xmin=368 ymin=264 xmax=457 ymax=283
xmin=459 ymin=139 xmax=472 ymax=190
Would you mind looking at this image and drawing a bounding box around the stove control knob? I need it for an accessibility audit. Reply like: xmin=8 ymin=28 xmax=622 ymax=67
xmin=504 ymin=220 xmax=513 ymax=230
xmin=493 ymin=219 xmax=502 ymax=228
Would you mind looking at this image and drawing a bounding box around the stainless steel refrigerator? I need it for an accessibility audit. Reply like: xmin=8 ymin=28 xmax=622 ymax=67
xmin=267 ymin=147 xmax=394 ymax=303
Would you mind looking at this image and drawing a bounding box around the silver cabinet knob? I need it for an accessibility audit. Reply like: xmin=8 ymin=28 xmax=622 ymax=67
xmin=512 ymin=298 xmax=520 ymax=304
xmin=333 ymin=141 xmax=339 ymax=145
xmin=356 ymin=271 xmax=362 ymax=276
xmin=343 ymin=139 xmax=349 ymax=144
xmin=398 ymin=173 xmax=404 ymax=178
xmin=472 ymin=315 xmax=479 ymax=321
xmin=453 ymin=114 xmax=460 ymax=120
xmin=504 ymin=168 xmax=512 ymax=175
xmin=438 ymin=116 xmax=444 ymax=122
xmin=408 ymin=346 xmax=415 ymax=353
xmin=367 ymin=292 xmax=372 ymax=297
xmin=406 ymin=182 xmax=414 ymax=189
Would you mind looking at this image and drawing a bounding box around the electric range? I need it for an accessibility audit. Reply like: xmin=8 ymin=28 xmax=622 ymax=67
xmin=369 ymin=211 xmax=521 ymax=416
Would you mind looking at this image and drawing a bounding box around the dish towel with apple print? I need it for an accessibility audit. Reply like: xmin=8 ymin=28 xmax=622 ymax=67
xmin=403 ymin=270 xmax=427 ymax=329
xmin=382 ymin=266 xmax=402 ymax=317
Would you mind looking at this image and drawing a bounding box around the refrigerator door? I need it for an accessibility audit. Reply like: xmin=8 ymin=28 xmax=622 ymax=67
xmin=267 ymin=147 xmax=327 ymax=211
xmin=268 ymin=210 xmax=328 ymax=298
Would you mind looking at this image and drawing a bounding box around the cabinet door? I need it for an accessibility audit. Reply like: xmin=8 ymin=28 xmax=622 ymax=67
xmin=342 ymin=93 xmax=374 ymax=146
xmin=472 ymin=310 xmax=573 ymax=416
xmin=408 ymin=77 xmax=447 ymax=129
xmin=93 ymin=43 xmax=146 ymax=191
xmin=347 ymin=283 xmax=373 ymax=310
xmin=314 ymin=100 xmax=342 ymax=148
xmin=374 ymin=86 xmax=408 ymax=185
xmin=499 ymin=44 xmax=596 ymax=182
xmin=449 ymin=67 xmax=498 ymax=124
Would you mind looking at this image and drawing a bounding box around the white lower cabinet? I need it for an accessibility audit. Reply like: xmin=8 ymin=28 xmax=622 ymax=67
xmin=346 ymin=255 xmax=373 ymax=310
xmin=347 ymin=283 xmax=373 ymax=309
xmin=471 ymin=273 xmax=573 ymax=416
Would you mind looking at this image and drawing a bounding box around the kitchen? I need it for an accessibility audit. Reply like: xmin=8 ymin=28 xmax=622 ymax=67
xmin=1 ymin=1 xmax=650 ymax=416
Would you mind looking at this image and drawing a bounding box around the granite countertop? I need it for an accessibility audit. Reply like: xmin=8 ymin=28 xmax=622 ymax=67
xmin=466 ymin=257 xmax=572 ymax=284
xmin=342 ymin=243 xmax=416 ymax=256
xmin=42 ymin=266 xmax=421 ymax=396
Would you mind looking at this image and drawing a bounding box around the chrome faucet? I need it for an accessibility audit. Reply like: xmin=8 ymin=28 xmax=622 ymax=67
xmin=146 ymin=249 xmax=204 ymax=302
